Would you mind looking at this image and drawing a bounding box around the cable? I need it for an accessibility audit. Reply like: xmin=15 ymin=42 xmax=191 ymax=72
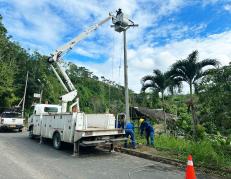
xmin=109 ymin=32 xmax=116 ymax=109
xmin=111 ymin=31 xmax=115 ymax=82
xmin=118 ymin=35 xmax=123 ymax=85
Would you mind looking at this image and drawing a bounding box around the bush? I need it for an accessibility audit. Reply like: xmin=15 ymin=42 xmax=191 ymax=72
xmin=196 ymin=124 xmax=206 ymax=139
xmin=136 ymin=132 xmax=231 ymax=169
xmin=227 ymin=135 xmax=231 ymax=146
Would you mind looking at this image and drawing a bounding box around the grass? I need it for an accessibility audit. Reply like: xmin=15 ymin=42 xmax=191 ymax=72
xmin=134 ymin=128 xmax=231 ymax=170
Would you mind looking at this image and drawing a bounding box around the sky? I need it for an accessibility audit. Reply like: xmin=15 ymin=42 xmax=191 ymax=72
xmin=0 ymin=0 xmax=231 ymax=93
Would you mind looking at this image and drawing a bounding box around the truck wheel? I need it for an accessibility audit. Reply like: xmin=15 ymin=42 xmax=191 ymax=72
xmin=53 ymin=132 xmax=62 ymax=150
xmin=29 ymin=127 xmax=35 ymax=139
xmin=18 ymin=128 xmax=22 ymax=132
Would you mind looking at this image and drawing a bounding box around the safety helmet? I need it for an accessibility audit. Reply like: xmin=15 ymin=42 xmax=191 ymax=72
xmin=139 ymin=118 xmax=144 ymax=124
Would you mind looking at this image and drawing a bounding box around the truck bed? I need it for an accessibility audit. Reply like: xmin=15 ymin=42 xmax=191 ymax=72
xmin=74 ymin=127 xmax=124 ymax=142
xmin=76 ymin=127 xmax=122 ymax=132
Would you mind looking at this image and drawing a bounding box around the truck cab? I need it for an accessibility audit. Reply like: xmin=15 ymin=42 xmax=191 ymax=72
xmin=30 ymin=104 xmax=62 ymax=115
xmin=28 ymin=104 xmax=61 ymax=128
xmin=0 ymin=111 xmax=24 ymax=132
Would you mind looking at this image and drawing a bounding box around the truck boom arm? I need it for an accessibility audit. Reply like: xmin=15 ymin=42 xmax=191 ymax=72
xmin=48 ymin=14 xmax=113 ymax=112
xmin=49 ymin=15 xmax=112 ymax=64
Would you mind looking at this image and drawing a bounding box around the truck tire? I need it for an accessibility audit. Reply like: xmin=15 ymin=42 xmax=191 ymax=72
xmin=53 ymin=132 xmax=62 ymax=150
xmin=29 ymin=127 xmax=35 ymax=139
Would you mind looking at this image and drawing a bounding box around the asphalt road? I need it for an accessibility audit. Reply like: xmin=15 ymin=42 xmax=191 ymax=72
xmin=0 ymin=131 xmax=220 ymax=179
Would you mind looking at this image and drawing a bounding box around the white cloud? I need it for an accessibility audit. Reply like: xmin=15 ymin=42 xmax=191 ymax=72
xmin=224 ymin=3 xmax=231 ymax=13
xmin=201 ymin=0 xmax=219 ymax=6
xmin=149 ymin=23 xmax=207 ymax=44
xmin=1 ymin=0 xmax=231 ymax=94
xmin=0 ymin=0 xmax=68 ymax=53
xmin=74 ymin=48 xmax=96 ymax=58
xmin=0 ymin=0 xmax=186 ymax=54
xmin=72 ymin=30 xmax=231 ymax=93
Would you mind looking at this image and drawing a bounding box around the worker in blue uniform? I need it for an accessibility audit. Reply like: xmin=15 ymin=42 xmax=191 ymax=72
xmin=117 ymin=115 xmax=136 ymax=149
xmin=140 ymin=118 xmax=154 ymax=146
xmin=124 ymin=121 xmax=136 ymax=149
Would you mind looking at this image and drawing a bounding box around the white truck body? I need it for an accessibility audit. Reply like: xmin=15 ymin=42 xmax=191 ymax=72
xmin=0 ymin=111 xmax=24 ymax=131
xmin=28 ymin=104 xmax=125 ymax=152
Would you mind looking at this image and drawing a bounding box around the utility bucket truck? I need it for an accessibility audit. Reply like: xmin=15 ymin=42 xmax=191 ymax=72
xmin=28 ymin=9 xmax=134 ymax=155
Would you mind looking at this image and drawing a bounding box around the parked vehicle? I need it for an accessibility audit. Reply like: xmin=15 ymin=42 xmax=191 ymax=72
xmin=28 ymin=104 xmax=125 ymax=154
xmin=0 ymin=110 xmax=24 ymax=132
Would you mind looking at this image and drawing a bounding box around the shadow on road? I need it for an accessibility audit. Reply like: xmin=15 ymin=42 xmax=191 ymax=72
xmin=0 ymin=129 xmax=21 ymax=133
xmin=28 ymin=136 xmax=112 ymax=158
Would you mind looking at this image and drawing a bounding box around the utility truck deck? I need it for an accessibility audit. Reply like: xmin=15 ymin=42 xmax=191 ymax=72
xmin=28 ymin=104 xmax=125 ymax=155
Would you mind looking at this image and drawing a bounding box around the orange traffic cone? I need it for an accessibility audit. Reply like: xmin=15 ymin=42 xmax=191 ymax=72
xmin=185 ymin=155 xmax=196 ymax=179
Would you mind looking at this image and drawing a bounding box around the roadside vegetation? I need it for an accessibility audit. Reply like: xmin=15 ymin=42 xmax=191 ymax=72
xmin=138 ymin=50 xmax=231 ymax=172
xmin=136 ymin=131 xmax=231 ymax=170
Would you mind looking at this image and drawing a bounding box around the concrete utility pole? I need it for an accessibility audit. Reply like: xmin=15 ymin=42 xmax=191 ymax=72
xmin=37 ymin=79 xmax=44 ymax=104
xmin=123 ymin=30 xmax=130 ymax=122
xmin=111 ymin=8 xmax=138 ymax=123
xmin=40 ymin=89 xmax=43 ymax=104
xmin=22 ymin=71 xmax=28 ymax=118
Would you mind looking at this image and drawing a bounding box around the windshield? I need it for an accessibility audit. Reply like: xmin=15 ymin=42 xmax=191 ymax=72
xmin=1 ymin=112 xmax=22 ymax=118
xmin=44 ymin=107 xmax=58 ymax=113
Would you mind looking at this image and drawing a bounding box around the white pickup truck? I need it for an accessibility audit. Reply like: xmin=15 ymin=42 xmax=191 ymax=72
xmin=0 ymin=111 xmax=24 ymax=132
xmin=28 ymin=104 xmax=125 ymax=155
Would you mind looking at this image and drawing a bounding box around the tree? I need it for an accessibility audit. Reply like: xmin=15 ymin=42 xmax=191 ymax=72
xmin=142 ymin=70 xmax=169 ymax=101
xmin=0 ymin=59 xmax=17 ymax=107
xmin=141 ymin=69 xmax=180 ymax=132
xmin=169 ymin=50 xmax=219 ymax=138
xmin=198 ymin=64 xmax=231 ymax=135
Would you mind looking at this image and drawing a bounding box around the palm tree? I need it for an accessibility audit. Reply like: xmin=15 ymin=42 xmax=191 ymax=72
xmin=141 ymin=69 xmax=181 ymax=132
xmin=169 ymin=50 xmax=219 ymax=138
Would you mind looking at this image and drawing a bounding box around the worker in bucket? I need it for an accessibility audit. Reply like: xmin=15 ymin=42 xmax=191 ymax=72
xmin=140 ymin=117 xmax=155 ymax=147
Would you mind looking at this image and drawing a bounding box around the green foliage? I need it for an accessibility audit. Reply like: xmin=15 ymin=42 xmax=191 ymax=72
xmin=169 ymin=50 xmax=219 ymax=138
xmin=136 ymin=133 xmax=231 ymax=168
xmin=169 ymin=50 xmax=219 ymax=94
xmin=163 ymin=95 xmax=192 ymax=135
xmin=0 ymin=59 xmax=17 ymax=107
xmin=196 ymin=124 xmax=206 ymax=139
xmin=133 ymin=91 xmax=161 ymax=109
xmin=141 ymin=69 xmax=181 ymax=100
xmin=227 ymin=135 xmax=231 ymax=146
xmin=206 ymin=132 xmax=231 ymax=146
xmin=198 ymin=64 xmax=231 ymax=135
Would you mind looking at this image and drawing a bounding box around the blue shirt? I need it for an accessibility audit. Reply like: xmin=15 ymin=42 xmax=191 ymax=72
xmin=125 ymin=122 xmax=134 ymax=131
xmin=140 ymin=120 xmax=154 ymax=135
